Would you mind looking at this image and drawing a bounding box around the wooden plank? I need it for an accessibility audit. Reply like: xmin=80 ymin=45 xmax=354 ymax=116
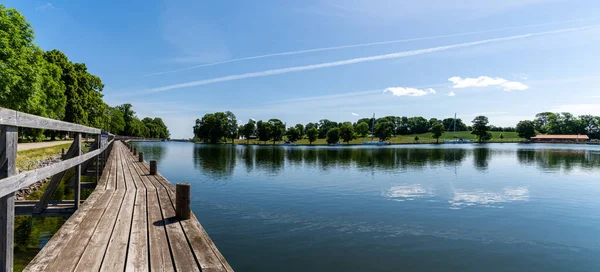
xmin=0 ymin=140 xmax=114 ymax=198
xmin=33 ymin=139 xmax=78 ymax=213
xmin=44 ymin=189 xmax=115 ymax=271
xmin=145 ymin=169 xmax=200 ymax=271
xmin=24 ymin=157 xmax=115 ymax=271
xmin=0 ymin=125 xmax=17 ymax=271
xmin=139 ymin=161 xmax=233 ymax=271
xmin=124 ymin=145 xmax=149 ymax=271
xmin=0 ymin=107 xmax=100 ymax=134
xmin=73 ymin=186 xmax=124 ymax=270
xmin=129 ymin=151 xmax=175 ymax=272
xmin=100 ymin=146 xmax=136 ymax=272
xmin=97 ymin=143 xmax=115 ymax=189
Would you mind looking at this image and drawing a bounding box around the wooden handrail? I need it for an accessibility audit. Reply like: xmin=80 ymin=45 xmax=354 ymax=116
xmin=0 ymin=107 xmax=101 ymax=134
xmin=0 ymin=139 xmax=114 ymax=198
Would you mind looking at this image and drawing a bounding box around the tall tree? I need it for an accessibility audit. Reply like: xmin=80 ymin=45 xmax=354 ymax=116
xmin=193 ymin=112 xmax=228 ymax=143
xmin=285 ymin=127 xmax=301 ymax=142
xmin=355 ymin=122 xmax=369 ymax=137
xmin=225 ymin=111 xmax=238 ymax=144
xmin=307 ymin=127 xmax=318 ymax=145
xmin=339 ymin=123 xmax=355 ymax=144
xmin=294 ymin=124 xmax=304 ymax=137
xmin=318 ymin=119 xmax=338 ymax=139
xmin=429 ymin=122 xmax=445 ymax=143
xmin=268 ymin=119 xmax=285 ymax=144
xmin=240 ymin=119 xmax=256 ymax=143
xmin=516 ymin=120 xmax=536 ymax=139
xmin=374 ymin=121 xmax=393 ymax=141
xmin=256 ymin=120 xmax=271 ymax=143
xmin=326 ymin=128 xmax=340 ymax=144
xmin=471 ymin=116 xmax=492 ymax=143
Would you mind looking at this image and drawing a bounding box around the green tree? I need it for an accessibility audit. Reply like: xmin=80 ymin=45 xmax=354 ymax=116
xmin=355 ymin=122 xmax=369 ymax=137
xmin=294 ymin=124 xmax=304 ymax=137
xmin=240 ymin=119 xmax=256 ymax=143
xmin=307 ymin=127 xmax=318 ymax=145
xmin=285 ymin=127 xmax=301 ymax=142
xmin=326 ymin=128 xmax=340 ymax=144
xmin=429 ymin=122 xmax=445 ymax=143
xmin=193 ymin=112 xmax=228 ymax=143
xmin=339 ymin=123 xmax=355 ymax=144
xmin=318 ymin=119 xmax=338 ymax=138
xmin=268 ymin=119 xmax=285 ymax=144
xmin=256 ymin=120 xmax=271 ymax=144
xmin=374 ymin=121 xmax=393 ymax=141
xmin=414 ymin=136 xmax=419 ymax=142
xmin=499 ymin=133 xmax=504 ymax=141
xmin=225 ymin=111 xmax=238 ymax=144
xmin=516 ymin=120 xmax=536 ymax=139
xmin=471 ymin=116 xmax=492 ymax=143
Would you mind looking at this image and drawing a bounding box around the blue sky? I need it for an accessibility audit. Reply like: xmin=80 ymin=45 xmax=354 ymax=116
xmin=5 ymin=0 xmax=600 ymax=138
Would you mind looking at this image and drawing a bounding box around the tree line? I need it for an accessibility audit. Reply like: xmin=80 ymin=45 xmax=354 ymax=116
xmin=515 ymin=112 xmax=600 ymax=140
xmin=194 ymin=110 xmax=514 ymax=144
xmin=0 ymin=5 xmax=169 ymax=141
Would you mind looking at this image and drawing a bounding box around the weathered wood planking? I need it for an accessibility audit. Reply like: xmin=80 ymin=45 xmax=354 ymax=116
xmin=0 ymin=140 xmax=114 ymax=198
xmin=0 ymin=125 xmax=17 ymax=271
xmin=136 ymin=151 xmax=233 ymax=271
xmin=25 ymin=141 xmax=233 ymax=272
xmin=0 ymin=107 xmax=101 ymax=134
xmin=128 ymin=151 xmax=175 ymax=271
xmin=24 ymin=144 xmax=117 ymax=271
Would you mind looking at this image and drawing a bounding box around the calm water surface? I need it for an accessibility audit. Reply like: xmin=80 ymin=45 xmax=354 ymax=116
xmin=132 ymin=142 xmax=600 ymax=272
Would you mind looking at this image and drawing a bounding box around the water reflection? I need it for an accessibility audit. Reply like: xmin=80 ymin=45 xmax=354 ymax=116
xmin=449 ymin=187 xmax=530 ymax=209
xmin=132 ymin=142 xmax=167 ymax=162
xmin=190 ymin=145 xmax=600 ymax=178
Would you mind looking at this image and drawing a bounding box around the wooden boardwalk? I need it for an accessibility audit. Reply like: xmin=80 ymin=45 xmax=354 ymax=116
xmin=25 ymin=141 xmax=233 ymax=271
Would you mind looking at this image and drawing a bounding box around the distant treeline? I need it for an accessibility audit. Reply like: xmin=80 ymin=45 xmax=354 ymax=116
xmin=194 ymin=111 xmax=600 ymax=144
xmin=194 ymin=111 xmax=512 ymax=144
xmin=0 ymin=5 xmax=169 ymax=141
xmin=515 ymin=112 xmax=600 ymax=139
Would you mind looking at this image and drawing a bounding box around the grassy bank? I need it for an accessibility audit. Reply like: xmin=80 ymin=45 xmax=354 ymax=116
xmin=231 ymin=131 xmax=522 ymax=145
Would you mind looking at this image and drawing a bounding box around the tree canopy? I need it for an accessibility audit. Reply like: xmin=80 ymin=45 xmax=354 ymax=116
xmin=471 ymin=116 xmax=492 ymax=143
xmin=0 ymin=5 xmax=168 ymax=140
xmin=516 ymin=120 xmax=536 ymax=139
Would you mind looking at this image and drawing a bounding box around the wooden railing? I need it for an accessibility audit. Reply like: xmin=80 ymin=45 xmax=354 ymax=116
xmin=0 ymin=107 xmax=114 ymax=271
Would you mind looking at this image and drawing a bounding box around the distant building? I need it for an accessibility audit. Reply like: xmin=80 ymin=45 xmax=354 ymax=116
xmin=530 ymin=135 xmax=589 ymax=143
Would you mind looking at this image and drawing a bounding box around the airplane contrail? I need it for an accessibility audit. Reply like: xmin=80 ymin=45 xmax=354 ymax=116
xmin=144 ymin=17 xmax=597 ymax=77
xmin=144 ymin=26 xmax=596 ymax=93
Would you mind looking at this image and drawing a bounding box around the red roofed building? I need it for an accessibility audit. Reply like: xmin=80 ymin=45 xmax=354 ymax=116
xmin=530 ymin=135 xmax=589 ymax=143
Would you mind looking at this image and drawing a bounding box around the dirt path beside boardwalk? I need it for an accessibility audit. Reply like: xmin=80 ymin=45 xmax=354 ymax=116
xmin=17 ymin=140 xmax=73 ymax=151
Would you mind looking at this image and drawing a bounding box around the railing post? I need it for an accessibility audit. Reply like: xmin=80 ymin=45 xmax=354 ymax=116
xmin=150 ymin=160 xmax=157 ymax=175
xmin=176 ymin=183 xmax=190 ymax=220
xmin=138 ymin=152 xmax=143 ymax=162
xmin=74 ymin=133 xmax=81 ymax=210
xmin=96 ymin=134 xmax=100 ymax=184
xmin=0 ymin=125 xmax=17 ymax=271
xmin=133 ymin=147 xmax=137 ymax=155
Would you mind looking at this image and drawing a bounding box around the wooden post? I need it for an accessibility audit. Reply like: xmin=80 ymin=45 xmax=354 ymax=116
xmin=0 ymin=125 xmax=17 ymax=271
xmin=96 ymin=134 xmax=100 ymax=184
xmin=138 ymin=152 xmax=143 ymax=162
xmin=74 ymin=133 xmax=81 ymax=210
xmin=175 ymin=183 xmax=190 ymax=220
xmin=61 ymin=148 xmax=66 ymax=159
xmin=150 ymin=160 xmax=157 ymax=175
xmin=133 ymin=147 xmax=137 ymax=155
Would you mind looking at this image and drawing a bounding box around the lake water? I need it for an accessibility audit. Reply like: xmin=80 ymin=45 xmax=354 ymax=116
xmin=131 ymin=142 xmax=600 ymax=272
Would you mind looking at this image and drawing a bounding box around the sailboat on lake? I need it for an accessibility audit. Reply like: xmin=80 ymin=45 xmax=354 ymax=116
xmin=444 ymin=113 xmax=473 ymax=144
xmin=363 ymin=113 xmax=390 ymax=145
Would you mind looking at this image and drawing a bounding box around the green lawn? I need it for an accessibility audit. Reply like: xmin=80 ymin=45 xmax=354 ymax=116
xmin=232 ymin=131 xmax=522 ymax=145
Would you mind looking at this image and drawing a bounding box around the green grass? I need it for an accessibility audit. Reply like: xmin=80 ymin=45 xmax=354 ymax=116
xmin=16 ymin=143 xmax=72 ymax=171
xmin=232 ymin=131 xmax=522 ymax=145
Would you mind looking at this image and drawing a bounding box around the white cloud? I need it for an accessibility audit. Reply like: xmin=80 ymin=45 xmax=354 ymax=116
xmin=448 ymin=76 xmax=529 ymax=91
xmin=383 ymin=87 xmax=436 ymax=97
xmin=351 ymin=112 xmax=360 ymax=116
xmin=140 ymin=26 xmax=592 ymax=93
xmin=36 ymin=3 xmax=56 ymax=11
xmin=447 ymin=92 xmax=456 ymax=96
